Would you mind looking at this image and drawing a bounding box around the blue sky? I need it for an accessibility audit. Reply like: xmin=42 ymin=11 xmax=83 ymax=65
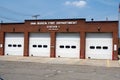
xmin=0 ymin=0 xmax=120 ymax=22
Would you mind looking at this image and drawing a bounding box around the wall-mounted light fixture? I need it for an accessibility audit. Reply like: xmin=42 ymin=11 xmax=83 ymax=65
xmin=13 ymin=28 xmax=15 ymax=32
xmin=97 ymin=27 xmax=101 ymax=32
xmin=38 ymin=28 xmax=41 ymax=32
xmin=66 ymin=27 xmax=69 ymax=32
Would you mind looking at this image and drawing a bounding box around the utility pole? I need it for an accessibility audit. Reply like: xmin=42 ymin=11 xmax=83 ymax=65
xmin=118 ymin=3 xmax=120 ymax=54
xmin=32 ymin=15 xmax=40 ymax=25
xmin=32 ymin=15 xmax=40 ymax=20
xmin=118 ymin=3 xmax=120 ymax=38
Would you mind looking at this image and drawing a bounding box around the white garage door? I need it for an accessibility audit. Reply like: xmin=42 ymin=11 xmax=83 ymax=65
xmin=86 ymin=33 xmax=113 ymax=59
xmin=29 ymin=33 xmax=50 ymax=57
xmin=56 ymin=33 xmax=80 ymax=58
xmin=4 ymin=33 xmax=24 ymax=56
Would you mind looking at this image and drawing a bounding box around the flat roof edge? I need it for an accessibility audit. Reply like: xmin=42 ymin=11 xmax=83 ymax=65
xmin=86 ymin=21 xmax=118 ymax=23
xmin=25 ymin=18 xmax=86 ymax=21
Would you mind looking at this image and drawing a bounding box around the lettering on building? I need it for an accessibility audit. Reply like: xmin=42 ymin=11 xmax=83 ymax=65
xmin=47 ymin=26 xmax=60 ymax=30
xmin=30 ymin=21 xmax=77 ymax=25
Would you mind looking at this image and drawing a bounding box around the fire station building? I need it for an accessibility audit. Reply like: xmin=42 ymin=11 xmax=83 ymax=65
xmin=0 ymin=18 xmax=118 ymax=60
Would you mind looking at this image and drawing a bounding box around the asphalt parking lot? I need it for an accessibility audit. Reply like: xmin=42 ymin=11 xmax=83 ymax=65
xmin=0 ymin=61 xmax=120 ymax=80
xmin=0 ymin=56 xmax=120 ymax=80
xmin=0 ymin=56 xmax=120 ymax=67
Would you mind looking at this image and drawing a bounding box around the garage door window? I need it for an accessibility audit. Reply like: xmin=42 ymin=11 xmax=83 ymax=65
xmin=8 ymin=44 xmax=22 ymax=47
xmin=96 ymin=46 xmax=101 ymax=49
xmin=90 ymin=46 xmax=95 ymax=49
xmin=71 ymin=46 xmax=76 ymax=49
xmin=33 ymin=45 xmax=37 ymax=48
xmin=60 ymin=45 xmax=64 ymax=48
xmin=38 ymin=45 xmax=42 ymax=48
xmin=43 ymin=45 xmax=47 ymax=48
xmin=103 ymin=46 xmax=108 ymax=49
xmin=66 ymin=46 xmax=70 ymax=49
xmin=18 ymin=44 xmax=22 ymax=47
xmin=8 ymin=44 xmax=12 ymax=47
xmin=13 ymin=44 xmax=17 ymax=47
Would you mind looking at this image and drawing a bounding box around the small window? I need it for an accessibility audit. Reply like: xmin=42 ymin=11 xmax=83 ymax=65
xmin=60 ymin=45 xmax=64 ymax=48
xmin=18 ymin=44 xmax=22 ymax=47
xmin=103 ymin=46 xmax=108 ymax=49
xmin=66 ymin=46 xmax=70 ymax=49
xmin=71 ymin=46 xmax=76 ymax=49
xmin=43 ymin=45 xmax=47 ymax=48
xmin=13 ymin=44 xmax=17 ymax=47
xmin=8 ymin=44 xmax=12 ymax=47
xmin=96 ymin=46 xmax=101 ymax=49
xmin=90 ymin=46 xmax=95 ymax=49
xmin=33 ymin=45 xmax=37 ymax=48
xmin=38 ymin=45 xmax=42 ymax=48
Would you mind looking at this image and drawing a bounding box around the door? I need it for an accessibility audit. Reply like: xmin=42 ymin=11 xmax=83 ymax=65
xmin=56 ymin=33 xmax=80 ymax=58
xmin=29 ymin=33 xmax=50 ymax=57
xmin=86 ymin=33 xmax=113 ymax=59
xmin=4 ymin=33 xmax=24 ymax=56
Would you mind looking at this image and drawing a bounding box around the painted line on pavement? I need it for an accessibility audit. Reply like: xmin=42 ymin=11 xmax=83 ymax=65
xmin=106 ymin=59 xmax=110 ymax=67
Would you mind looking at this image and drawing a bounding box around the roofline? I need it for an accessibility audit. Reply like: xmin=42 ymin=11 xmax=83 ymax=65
xmin=86 ymin=20 xmax=118 ymax=23
xmin=0 ymin=22 xmax=24 ymax=25
xmin=0 ymin=19 xmax=118 ymax=24
xmin=25 ymin=18 xmax=86 ymax=21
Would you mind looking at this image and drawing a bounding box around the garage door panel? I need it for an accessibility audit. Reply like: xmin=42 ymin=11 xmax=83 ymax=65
xmin=56 ymin=33 xmax=80 ymax=58
xmin=86 ymin=33 xmax=112 ymax=59
xmin=88 ymin=54 xmax=112 ymax=59
xmin=29 ymin=33 xmax=50 ymax=57
xmin=5 ymin=33 xmax=24 ymax=56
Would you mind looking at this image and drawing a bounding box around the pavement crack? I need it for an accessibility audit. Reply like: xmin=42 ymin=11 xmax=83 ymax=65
xmin=44 ymin=70 xmax=60 ymax=78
